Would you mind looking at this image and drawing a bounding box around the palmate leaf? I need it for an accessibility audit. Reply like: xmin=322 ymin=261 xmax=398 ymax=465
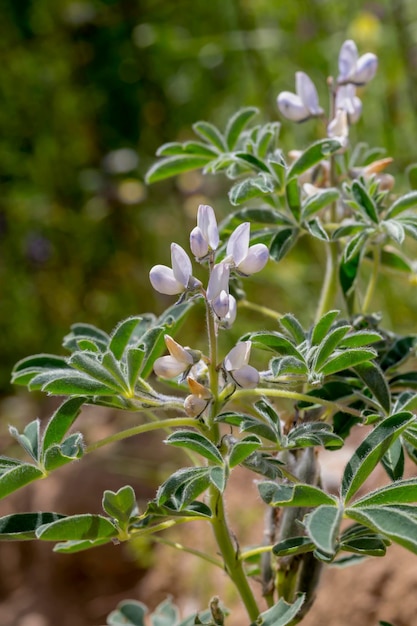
xmin=246 ymin=330 xmax=302 ymax=358
xmin=385 ymin=190 xmax=417 ymax=218
xmin=312 ymin=325 xmax=351 ymax=371
xmin=156 ymin=467 xmax=211 ymax=510
xmin=341 ymin=412 xmax=415 ymax=503
xmin=102 ymin=485 xmax=138 ymax=526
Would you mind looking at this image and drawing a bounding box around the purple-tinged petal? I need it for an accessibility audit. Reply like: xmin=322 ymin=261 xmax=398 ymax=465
xmin=227 ymin=222 xmax=250 ymax=266
xmin=296 ymin=72 xmax=323 ymax=115
xmin=207 ymin=262 xmax=229 ymax=301
xmin=232 ymin=364 xmax=259 ymax=388
xmin=212 ymin=290 xmax=230 ymax=319
xmin=237 ymin=243 xmax=269 ymax=275
xmin=351 ymin=53 xmax=378 ymax=85
xmin=154 ymin=355 xmax=188 ymax=378
xmin=171 ymin=243 xmax=192 ymax=287
xmin=338 ymin=40 xmax=358 ymax=81
xmin=224 ymin=341 xmax=251 ymax=371
xmin=277 ymin=91 xmax=311 ymax=122
xmin=190 ymin=226 xmax=209 ymax=258
xmin=198 ymin=204 xmax=219 ymax=250
xmin=149 ymin=265 xmax=184 ymax=295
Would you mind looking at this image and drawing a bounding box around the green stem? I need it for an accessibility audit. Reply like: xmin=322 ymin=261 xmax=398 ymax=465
xmin=239 ymin=299 xmax=282 ymax=321
xmin=234 ymin=387 xmax=363 ymax=418
xmin=209 ymin=485 xmax=260 ymax=622
xmin=85 ymin=417 xmax=197 ymax=453
xmin=315 ymin=241 xmax=339 ymax=323
xmin=362 ymin=244 xmax=380 ymax=314
xmin=152 ymin=535 xmax=224 ymax=569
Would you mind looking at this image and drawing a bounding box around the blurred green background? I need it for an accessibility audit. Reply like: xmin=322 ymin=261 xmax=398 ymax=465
xmin=2 ymin=0 xmax=417 ymax=392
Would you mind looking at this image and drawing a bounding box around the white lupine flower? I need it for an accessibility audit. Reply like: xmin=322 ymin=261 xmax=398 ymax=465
xmin=153 ymin=335 xmax=199 ymax=378
xmin=190 ymin=204 xmax=219 ymax=259
xmin=224 ymin=341 xmax=259 ymax=389
xmin=150 ymin=243 xmax=199 ymax=295
xmin=221 ymin=294 xmax=237 ymax=329
xmin=336 ymin=84 xmax=362 ymax=124
xmin=337 ymin=40 xmax=378 ymax=86
xmin=226 ymin=222 xmax=269 ymax=275
xmin=207 ymin=262 xmax=233 ymax=320
xmin=327 ymin=109 xmax=349 ymax=147
xmin=277 ymin=71 xmax=324 ymax=122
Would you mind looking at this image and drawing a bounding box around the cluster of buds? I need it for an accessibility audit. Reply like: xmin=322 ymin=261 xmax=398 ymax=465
xmin=277 ymin=40 xmax=378 ymax=146
xmin=149 ymin=205 xmax=266 ymax=412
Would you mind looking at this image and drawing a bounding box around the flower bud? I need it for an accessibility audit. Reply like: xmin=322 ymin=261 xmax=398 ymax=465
xmin=190 ymin=204 xmax=219 ymax=259
xmin=226 ymin=223 xmax=269 ymax=276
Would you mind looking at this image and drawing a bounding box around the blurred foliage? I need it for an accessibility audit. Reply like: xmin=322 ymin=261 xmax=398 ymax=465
xmin=2 ymin=0 xmax=417 ymax=390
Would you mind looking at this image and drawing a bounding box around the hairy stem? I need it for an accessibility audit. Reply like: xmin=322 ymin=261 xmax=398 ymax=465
xmin=239 ymin=299 xmax=282 ymax=321
xmin=315 ymin=241 xmax=339 ymax=323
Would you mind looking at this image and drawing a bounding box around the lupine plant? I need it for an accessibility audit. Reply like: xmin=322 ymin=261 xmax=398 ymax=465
xmin=3 ymin=39 xmax=417 ymax=626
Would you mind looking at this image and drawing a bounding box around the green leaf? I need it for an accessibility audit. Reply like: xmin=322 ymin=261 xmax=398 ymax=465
xmin=258 ymin=481 xmax=337 ymax=507
xmin=379 ymin=247 xmax=413 ymax=273
xmin=11 ymin=354 xmax=71 ymax=386
xmin=271 ymin=356 xmax=308 ymax=378
xmin=380 ymin=335 xmax=416 ymax=371
xmin=301 ymin=188 xmax=339 ymax=219
xmin=269 ymin=228 xmax=299 ymax=262
xmin=354 ymin=361 xmax=391 ymax=413
xmin=285 ymin=177 xmax=301 ymax=221
xmin=305 ymin=505 xmax=343 ymax=555
xmin=109 ymin=316 xmax=148 ymax=360
xmin=272 ymin=536 xmax=315 ymax=557
xmin=311 ymin=310 xmax=340 ymax=345
xmin=42 ymin=397 xmax=85 ymax=453
xmin=279 ymin=314 xmax=305 ymax=344
xmin=287 ymin=423 xmax=343 ymax=450
xmin=146 ymin=155 xmax=213 ymax=184
xmin=151 ymin=598 xmax=180 ymax=626
xmin=381 ymin=437 xmax=405 ymax=480
xmin=229 ymin=435 xmax=262 ymax=468
xmin=126 ymin=347 xmax=146 ymax=390
xmin=0 ymin=464 xmax=44 ymax=499
xmin=107 ymin=600 xmax=147 ymax=626
xmin=346 ymin=506 xmax=417 ymax=554
xmin=319 ymin=348 xmax=377 ymax=376
xmin=165 ymin=431 xmax=223 ymax=465
xmin=229 ymin=174 xmax=275 ymax=205
xmin=36 ymin=514 xmax=118 ymax=541
xmin=9 ymin=419 xmax=40 ymax=461
xmin=102 ymin=485 xmax=137 ymax=525
xmin=350 ymin=477 xmax=417 ymax=508
xmin=247 ymin=331 xmax=302 ymax=357
xmin=351 ymin=180 xmax=379 ymax=223
xmin=156 ymin=467 xmax=210 ymax=507
xmin=339 ymin=330 xmax=382 ymax=348
xmin=253 ymin=594 xmax=305 ymax=626
xmin=63 ymin=323 xmax=110 ymax=352
xmin=43 ymin=433 xmax=84 ymax=471
xmin=386 ymin=190 xmax=417 ymax=218
xmin=192 ymin=120 xmax=226 ymax=151
xmin=313 ymin=325 xmax=351 ymax=372
xmin=54 ymin=537 xmax=114 ymax=553
xmin=341 ymin=535 xmax=387 ymax=557
xmin=40 ymin=372 xmax=119 ymax=396
xmin=0 ymin=512 xmax=64 ymax=540
xmin=209 ymin=466 xmax=227 ymax=493
xmin=304 ymin=217 xmax=328 ymax=241
xmin=286 ymin=139 xmax=342 ymax=179
xmin=216 ymin=411 xmax=279 ymax=443
xmin=69 ymin=352 xmax=126 ymax=392
xmin=235 ymin=152 xmax=271 ymax=173
xmin=341 ymin=412 xmax=415 ymax=503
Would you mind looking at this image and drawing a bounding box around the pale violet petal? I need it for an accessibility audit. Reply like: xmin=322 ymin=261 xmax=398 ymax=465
xmin=190 ymin=226 xmax=209 ymax=258
xmin=351 ymin=53 xmax=378 ymax=85
xmin=153 ymin=355 xmax=188 ymax=378
xmin=327 ymin=109 xmax=348 ymax=141
xmin=171 ymin=243 xmax=192 ymax=286
xmin=277 ymin=91 xmax=311 ymax=122
xmin=212 ymin=290 xmax=230 ymax=319
xmin=296 ymin=72 xmax=322 ymax=115
xmin=232 ymin=364 xmax=259 ymax=389
xmin=207 ymin=262 xmax=229 ymax=301
xmin=149 ymin=265 xmax=184 ymax=295
xmin=198 ymin=204 xmax=219 ymax=250
xmin=224 ymin=341 xmax=251 ymax=371
xmin=227 ymin=222 xmax=250 ymax=266
xmin=237 ymin=243 xmax=269 ymax=275
xmin=165 ymin=335 xmax=194 ymax=365
xmin=338 ymin=40 xmax=358 ymax=81
xmin=222 ymin=295 xmax=237 ymax=328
